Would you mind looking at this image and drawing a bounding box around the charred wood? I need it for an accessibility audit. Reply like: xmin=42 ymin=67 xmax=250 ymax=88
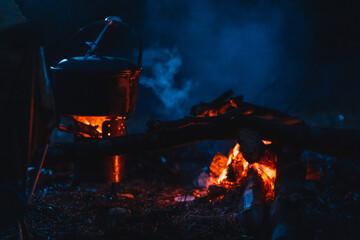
xmin=48 ymin=117 xmax=233 ymax=163
xmin=190 ymin=90 xmax=238 ymax=117
xmin=270 ymin=146 xmax=311 ymax=239
xmin=231 ymin=100 xmax=297 ymax=123
xmin=58 ymin=119 xmax=101 ymax=138
xmin=238 ymin=168 xmax=266 ymax=234
xmin=146 ymin=112 xmax=360 ymax=160
xmin=48 ymin=109 xmax=360 ymax=163
xmin=237 ymin=128 xmax=265 ymax=164
xmin=189 ymin=89 xmax=298 ymax=124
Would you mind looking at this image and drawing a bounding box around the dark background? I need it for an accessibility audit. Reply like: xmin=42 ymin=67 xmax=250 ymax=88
xmin=17 ymin=0 xmax=360 ymax=132
xmin=4 ymin=3 xmax=359 ymax=238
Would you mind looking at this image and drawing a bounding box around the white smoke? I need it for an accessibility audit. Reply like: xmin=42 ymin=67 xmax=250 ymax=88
xmin=140 ymin=47 xmax=192 ymax=118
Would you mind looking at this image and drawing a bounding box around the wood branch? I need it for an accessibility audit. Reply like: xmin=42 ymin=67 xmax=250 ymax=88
xmin=209 ymin=89 xmax=234 ymax=104
xmin=147 ymin=111 xmax=360 ymax=159
xmin=238 ymin=168 xmax=266 ymax=234
xmin=237 ymin=129 xmax=265 ymax=164
xmin=190 ymin=90 xmax=238 ymax=117
xmin=270 ymin=147 xmax=312 ymax=239
xmin=235 ymin=101 xmax=300 ymax=124
xmin=46 ymin=111 xmax=360 ymax=164
xmin=58 ymin=120 xmax=101 ymax=138
xmin=47 ymin=116 xmax=234 ymax=164
xmin=189 ymin=89 xmax=299 ymax=123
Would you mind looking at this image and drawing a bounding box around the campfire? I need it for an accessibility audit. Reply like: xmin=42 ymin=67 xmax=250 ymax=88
xmin=1 ymin=2 xmax=359 ymax=238
xmin=52 ymin=89 xmax=304 ymax=237
xmin=28 ymin=88 xmax=360 ymax=239
xmin=15 ymin=15 xmax=357 ymax=240
xmin=194 ymin=142 xmax=276 ymax=202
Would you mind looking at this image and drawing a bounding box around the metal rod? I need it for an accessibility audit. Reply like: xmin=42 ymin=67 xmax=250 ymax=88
xmin=17 ymin=221 xmax=24 ymax=240
xmin=84 ymin=19 xmax=112 ymax=59
xmin=27 ymin=144 xmax=49 ymax=204
xmin=27 ymin=61 xmax=36 ymax=162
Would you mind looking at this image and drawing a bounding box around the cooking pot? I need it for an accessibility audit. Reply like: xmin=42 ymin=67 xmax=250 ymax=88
xmin=51 ymin=16 xmax=142 ymax=116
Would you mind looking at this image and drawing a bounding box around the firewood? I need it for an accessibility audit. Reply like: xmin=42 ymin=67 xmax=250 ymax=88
xmin=237 ymin=128 xmax=265 ymax=164
xmin=145 ymin=111 xmax=360 ymax=159
xmin=230 ymin=99 xmax=297 ymax=123
xmin=270 ymin=146 xmax=312 ymax=239
xmin=47 ymin=107 xmax=360 ymax=163
xmin=58 ymin=120 xmax=101 ymax=138
xmin=189 ymin=89 xmax=299 ymax=124
xmin=190 ymin=90 xmax=238 ymax=117
xmin=238 ymin=168 xmax=266 ymax=234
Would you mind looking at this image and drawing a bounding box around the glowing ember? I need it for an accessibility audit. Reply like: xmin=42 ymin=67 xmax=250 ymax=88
xmin=251 ymin=162 xmax=276 ymax=199
xmin=72 ymin=116 xmax=108 ymax=134
xmin=72 ymin=116 xmax=126 ymax=136
xmin=114 ymin=155 xmax=120 ymax=183
xmin=192 ymin=189 xmax=207 ymax=198
xmin=229 ymin=100 xmax=253 ymax=114
xmin=208 ymin=143 xmax=249 ymax=188
xmin=118 ymin=193 xmax=134 ymax=199
xmin=197 ymin=103 xmax=232 ymax=117
xmin=205 ymin=142 xmax=277 ymax=200
xmin=262 ymin=140 xmax=272 ymax=145
xmin=71 ymin=116 xmax=126 ymax=183
xmin=209 ymin=195 xmax=224 ymax=202
xmin=210 ymin=153 xmax=230 ymax=180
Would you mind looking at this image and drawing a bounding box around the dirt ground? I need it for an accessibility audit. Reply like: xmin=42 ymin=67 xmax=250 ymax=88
xmin=1 ymin=149 xmax=360 ymax=240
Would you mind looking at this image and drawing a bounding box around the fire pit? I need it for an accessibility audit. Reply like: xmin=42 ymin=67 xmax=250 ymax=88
xmin=51 ymin=16 xmax=142 ymax=183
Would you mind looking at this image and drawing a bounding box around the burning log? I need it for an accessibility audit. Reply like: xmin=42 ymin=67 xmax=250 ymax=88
xmin=237 ymin=128 xmax=265 ymax=164
xmin=58 ymin=119 xmax=102 ymax=138
xmin=238 ymin=168 xmax=266 ymax=235
xmin=190 ymin=89 xmax=298 ymax=124
xmin=190 ymin=89 xmax=239 ymax=117
xmin=48 ymin=103 xmax=360 ymax=163
xmin=147 ymin=112 xmax=360 ymax=160
xmin=270 ymin=146 xmax=312 ymax=239
xmin=232 ymin=101 xmax=299 ymax=124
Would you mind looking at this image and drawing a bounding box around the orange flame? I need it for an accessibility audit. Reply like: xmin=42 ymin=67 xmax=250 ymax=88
xmin=251 ymin=162 xmax=276 ymax=200
xmin=114 ymin=155 xmax=120 ymax=183
xmin=73 ymin=116 xmax=108 ymax=134
xmin=208 ymin=143 xmax=249 ymax=188
xmin=262 ymin=140 xmax=272 ymax=145
xmin=206 ymin=142 xmax=276 ymax=200
xmin=72 ymin=116 xmax=126 ymax=136
xmin=197 ymin=103 xmax=232 ymax=117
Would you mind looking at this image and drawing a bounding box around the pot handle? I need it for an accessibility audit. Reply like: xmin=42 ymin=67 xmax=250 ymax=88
xmin=53 ymin=16 xmax=142 ymax=69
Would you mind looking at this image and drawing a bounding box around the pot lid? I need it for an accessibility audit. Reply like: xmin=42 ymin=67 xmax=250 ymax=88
xmin=51 ymin=56 xmax=136 ymax=72
xmin=52 ymin=16 xmax=142 ymax=72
